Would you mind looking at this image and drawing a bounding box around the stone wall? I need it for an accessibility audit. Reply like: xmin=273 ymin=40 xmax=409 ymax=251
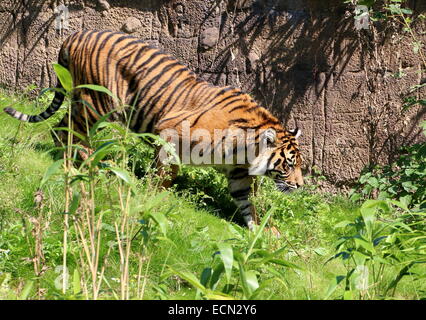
xmin=0 ymin=0 xmax=425 ymax=189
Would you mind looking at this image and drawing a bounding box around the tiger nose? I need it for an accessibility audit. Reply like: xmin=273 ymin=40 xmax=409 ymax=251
xmin=297 ymin=176 xmax=304 ymax=188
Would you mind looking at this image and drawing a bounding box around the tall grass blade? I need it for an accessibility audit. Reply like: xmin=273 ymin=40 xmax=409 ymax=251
xmin=216 ymin=242 xmax=233 ymax=285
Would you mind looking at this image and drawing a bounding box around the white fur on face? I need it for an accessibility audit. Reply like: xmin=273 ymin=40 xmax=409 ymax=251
xmin=263 ymin=128 xmax=276 ymax=143
xmin=248 ymin=149 xmax=273 ymax=175
xmin=295 ymin=128 xmax=302 ymax=139
xmin=248 ymin=128 xmax=277 ymax=175
xmin=289 ymin=128 xmax=302 ymax=139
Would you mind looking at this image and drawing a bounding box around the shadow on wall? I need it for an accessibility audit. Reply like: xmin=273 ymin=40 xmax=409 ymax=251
xmin=0 ymin=1 xmax=56 ymax=56
xmin=195 ymin=0 xmax=357 ymax=121
xmin=0 ymin=0 xmax=58 ymax=90
xmin=363 ymin=101 xmax=426 ymax=166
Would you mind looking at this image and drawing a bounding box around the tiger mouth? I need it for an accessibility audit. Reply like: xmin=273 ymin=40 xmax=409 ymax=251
xmin=274 ymin=180 xmax=297 ymax=193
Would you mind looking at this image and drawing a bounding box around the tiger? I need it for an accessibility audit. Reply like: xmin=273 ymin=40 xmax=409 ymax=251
xmin=3 ymin=30 xmax=304 ymax=230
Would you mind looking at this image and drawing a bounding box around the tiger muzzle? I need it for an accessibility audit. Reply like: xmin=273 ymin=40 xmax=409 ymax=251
xmin=274 ymin=179 xmax=298 ymax=193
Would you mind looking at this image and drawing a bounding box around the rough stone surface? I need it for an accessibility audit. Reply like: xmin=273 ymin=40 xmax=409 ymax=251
xmin=122 ymin=16 xmax=142 ymax=33
xmin=98 ymin=0 xmax=110 ymax=11
xmin=200 ymin=27 xmax=220 ymax=50
xmin=0 ymin=0 xmax=425 ymax=190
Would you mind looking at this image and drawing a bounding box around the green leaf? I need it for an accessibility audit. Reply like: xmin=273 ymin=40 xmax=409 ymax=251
xmin=89 ymin=110 xmax=115 ymax=137
xmin=53 ymin=127 xmax=87 ymax=143
xmin=264 ymin=258 xmax=302 ymax=270
xmin=359 ymin=172 xmax=371 ymax=184
xmin=53 ymin=63 xmax=73 ymax=92
xmin=343 ymin=290 xmax=354 ymax=300
xmin=68 ymin=190 xmax=81 ymax=215
xmin=360 ymin=200 xmax=382 ymax=237
xmin=204 ymin=290 xmax=235 ymax=300
xmin=149 ymin=211 xmax=168 ymax=236
xmin=250 ymin=277 xmax=282 ymax=299
xmin=237 ymin=259 xmax=251 ymax=298
xmin=0 ymin=273 xmax=10 ymax=287
xmin=245 ymin=270 xmax=259 ymax=294
xmin=352 ymin=251 xmax=368 ymax=266
xmin=354 ymin=237 xmax=375 ymax=254
xmin=227 ymin=224 xmax=244 ymax=240
xmin=362 ymin=199 xmax=389 ymax=217
xmin=75 ymin=84 xmax=118 ymax=101
xmin=399 ymin=195 xmax=412 ymax=208
xmin=19 ymin=281 xmax=34 ymax=300
xmin=324 ymin=275 xmax=345 ymax=300
xmin=349 ymin=192 xmax=362 ymax=202
xmin=378 ymin=191 xmax=391 ymax=200
xmin=390 ymin=200 xmax=409 ymax=211
xmin=73 ymin=269 xmax=81 ymax=295
xmin=246 ymin=207 xmax=275 ymax=262
xmin=144 ymin=191 xmax=169 ymax=211
xmin=313 ymin=247 xmax=328 ymax=256
xmin=169 ymin=268 xmax=206 ymax=293
xmin=108 ymin=167 xmax=132 ymax=185
xmin=39 ymin=86 xmax=67 ymax=99
xmin=387 ymin=4 xmax=402 ymax=15
xmin=402 ymin=181 xmax=417 ymax=192
xmin=82 ymin=141 xmax=117 ymax=168
xmin=385 ymin=262 xmax=415 ymax=295
xmin=334 ymin=220 xmax=353 ymax=229
xmin=366 ymin=177 xmax=379 ymax=188
xmin=209 ymin=262 xmax=224 ymax=291
xmin=200 ymin=268 xmax=212 ymax=288
xmin=40 ymin=159 xmax=64 ymax=187
xmin=358 ymin=0 xmax=374 ymax=7
xmin=217 ymin=242 xmax=234 ymax=284
xmin=95 ymin=121 xmax=128 ymax=136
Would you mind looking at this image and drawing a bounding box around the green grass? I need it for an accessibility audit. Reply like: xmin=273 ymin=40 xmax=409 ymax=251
xmin=0 ymin=89 xmax=425 ymax=300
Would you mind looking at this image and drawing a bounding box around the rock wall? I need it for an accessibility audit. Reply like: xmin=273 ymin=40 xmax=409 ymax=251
xmin=0 ymin=0 xmax=425 ymax=189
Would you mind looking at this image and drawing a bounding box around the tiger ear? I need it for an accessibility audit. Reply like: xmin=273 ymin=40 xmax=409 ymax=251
xmin=261 ymin=128 xmax=276 ymax=147
xmin=289 ymin=128 xmax=302 ymax=139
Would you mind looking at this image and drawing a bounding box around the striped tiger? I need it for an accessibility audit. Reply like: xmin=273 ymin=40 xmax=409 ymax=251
xmin=4 ymin=30 xmax=304 ymax=230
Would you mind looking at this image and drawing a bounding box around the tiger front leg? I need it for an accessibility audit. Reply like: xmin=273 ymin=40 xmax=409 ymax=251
xmin=227 ymin=168 xmax=259 ymax=230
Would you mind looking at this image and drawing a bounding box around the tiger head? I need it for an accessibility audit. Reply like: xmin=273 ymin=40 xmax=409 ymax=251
xmin=248 ymin=128 xmax=304 ymax=192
